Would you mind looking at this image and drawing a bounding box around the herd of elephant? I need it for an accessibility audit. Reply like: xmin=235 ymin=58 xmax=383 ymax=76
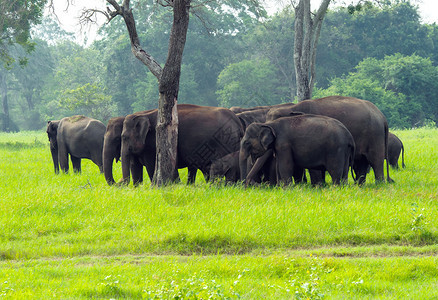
xmin=46 ymin=96 xmax=406 ymax=187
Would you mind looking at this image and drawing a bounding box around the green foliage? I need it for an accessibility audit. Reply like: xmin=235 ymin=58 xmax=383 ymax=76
xmin=60 ymin=83 xmax=116 ymax=122
xmin=6 ymin=1 xmax=438 ymax=130
xmin=143 ymin=271 xmax=243 ymax=299
xmin=317 ymin=2 xmax=437 ymax=88
xmin=314 ymin=54 xmax=438 ymax=128
xmin=217 ymin=59 xmax=279 ymax=107
xmin=0 ymin=0 xmax=47 ymax=66
xmin=243 ymin=8 xmax=295 ymax=102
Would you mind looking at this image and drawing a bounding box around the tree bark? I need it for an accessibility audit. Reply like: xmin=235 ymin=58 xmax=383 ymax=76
xmin=105 ymin=0 xmax=191 ymax=186
xmin=153 ymin=0 xmax=190 ymax=186
xmin=293 ymin=0 xmax=331 ymax=101
xmin=106 ymin=0 xmax=163 ymax=79
xmin=0 ymin=72 xmax=10 ymax=132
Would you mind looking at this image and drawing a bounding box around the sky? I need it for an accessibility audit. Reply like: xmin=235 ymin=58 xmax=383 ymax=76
xmin=50 ymin=0 xmax=438 ymax=45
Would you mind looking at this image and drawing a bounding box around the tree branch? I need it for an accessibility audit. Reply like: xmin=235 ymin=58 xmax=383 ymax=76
xmin=102 ymin=0 xmax=163 ymax=79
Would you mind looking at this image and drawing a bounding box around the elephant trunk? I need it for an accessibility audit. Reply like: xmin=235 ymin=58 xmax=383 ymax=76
xmin=239 ymin=148 xmax=249 ymax=181
xmin=120 ymin=141 xmax=131 ymax=185
xmin=246 ymin=150 xmax=273 ymax=185
xmin=103 ymin=139 xmax=117 ymax=185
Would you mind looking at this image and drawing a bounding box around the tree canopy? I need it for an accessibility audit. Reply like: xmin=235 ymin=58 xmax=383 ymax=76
xmin=0 ymin=0 xmax=47 ymax=66
xmin=2 ymin=1 xmax=438 ymax=131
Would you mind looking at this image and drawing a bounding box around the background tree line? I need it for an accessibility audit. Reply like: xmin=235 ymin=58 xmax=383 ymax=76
xmin=1 ymin=1 xmax=437 ymax=131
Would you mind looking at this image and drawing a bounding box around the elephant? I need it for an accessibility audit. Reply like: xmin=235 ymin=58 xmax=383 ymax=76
xmin=46 ymin=115 xmax=106 ymax=174
xmin=208 ymin=108 xmax=277 ymax=184
xmin=240 ymin=114 xmax=355 ymax=186
xmin=236 ymin=109 xmax=268 ymax=131
xmin=209 ymin=150 xmax=277 ymax=184
xmin=265 ymin=95 xmax=391 ymax=185
xmin=230 ymin=103 xmax=293 ymax=114
xmin=388 ymin=132 xmax=405 ymax=169
xmin=209 ymin=151 xmax=241 ymax=183
xmin=119 ymin=104 xmax=243 ymax=185
xmin=102 ymin=111 xmax=155 ymax=185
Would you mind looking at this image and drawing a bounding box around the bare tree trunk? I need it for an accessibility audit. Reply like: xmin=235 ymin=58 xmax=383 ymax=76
xmin=293 ymin=0 xmax=331 ymax=101
xmin=153 ymin=0 xmax=190 ymax=186
xmin=104 ymin=0 xmax=191 ymax=186
xmin=0 ymin=72 xmax=10 ymax=132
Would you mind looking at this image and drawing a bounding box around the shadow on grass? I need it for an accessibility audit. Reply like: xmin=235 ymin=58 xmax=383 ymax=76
xmin=81 ymin=286 xmax=143 ymax=299
xmin=155 ymin=233 xmax=258 ymax=255
xmin=0 ymin=140 xmax=45 ymax=150
xmin=152 ymin=231 xmax=438 ymax=256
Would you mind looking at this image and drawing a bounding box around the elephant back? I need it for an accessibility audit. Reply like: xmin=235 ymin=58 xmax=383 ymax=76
xmin=177 ymin=105 xmax=243 ymax=172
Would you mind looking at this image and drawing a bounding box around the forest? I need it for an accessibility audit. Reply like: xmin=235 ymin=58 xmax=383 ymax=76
xmin=1 ymin=1 xmax=438 ymax=132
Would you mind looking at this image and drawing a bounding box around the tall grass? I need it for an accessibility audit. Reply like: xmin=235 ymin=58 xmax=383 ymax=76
xmin=0 ymin=128 xmax=437 ymax=298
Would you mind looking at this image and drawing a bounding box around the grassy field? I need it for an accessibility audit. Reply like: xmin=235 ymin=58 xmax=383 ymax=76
xmin=0 ymin=128 xmax=437 ymax=299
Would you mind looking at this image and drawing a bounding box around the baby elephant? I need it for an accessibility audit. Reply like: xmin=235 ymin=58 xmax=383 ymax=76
xmin=388 ymin=132 xmax=405 ymax=169
xmin=209 ymin=151 xmax=277 ymax=184
xmin=47 ymin=115 xmax=106 ymax=174
xmin=209 ymin=151 xmax=240 ymax=183
xmin=240 ymin=114 xmax=355 ymax=185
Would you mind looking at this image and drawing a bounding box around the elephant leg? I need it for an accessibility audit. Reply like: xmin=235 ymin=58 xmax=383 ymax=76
xmin=71 ymin=156 xmax=81 ymax=173
xmin=144 ymin=160 xmax=155 ymax=182
xmin=276 ymin=149 xmax=295 ymax=186
xmin=187 ymin=167 xmax=197 ymax=184
xmin=292 ymin=167 xmax=305 ymax=184
xmin=173 ymin=168 xmax=181 ymax=183
xmin=58 ymin=145 xmax=69 ymax=173
xmin=309 ymin=170 xmax=325 ymax=185
xmin=131 ymin=160 xmax=143 ymax=186
xmin=368 ymin=151 xmax=385 ymax=183
xmin=266 ymin=157 xmax=278 ymax=185
xmin=50 ymin=147 xmax=59 ymax=174
xmin=366 ymin=140 xmax=387 ymax=183
xmin=326 ymin=157 xmax=345 ymax=185
xmin=341 ymin=157 xmax=350 ymax=184
xmin=390 ymin=154 xmax=400 ymax=169
xmin=354 ymin=156 xmax=369 ymax=185
xmin=91 ymin=152 xmax=104 ymax=173
xmin=202 ymin=168 xmax=210 ymax=183
xmin=327 ymin=167 xmax=343 ymax=185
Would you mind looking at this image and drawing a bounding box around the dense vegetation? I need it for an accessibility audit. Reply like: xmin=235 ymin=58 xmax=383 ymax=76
xmin=1 ymin=1 xmax=437 ymax=132
xmin=0 ymin=127 xmax=437 ymax=298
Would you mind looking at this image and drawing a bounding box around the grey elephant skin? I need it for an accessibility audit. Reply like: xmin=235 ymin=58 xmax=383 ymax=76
xmin=210 ymin=150 xmax=277 ymax=185
xmin=240 ymin=114 xmax=355 ymax=185
xmin=47 ymin=115 xmax=106 ymax=174
xmin=266 ymin=95 xmax=391 ymax=184
xmin=230 ymin=103 xmax=292 ymax=114
xmin=236 ymin=109 xmax=268 ymax=131
xmin=103 ymin=111 xmax=154 ymax=185
xmin=113 ymin=104 xmax=243 ymax=186
xmin=209 ymin=151 xmax=241 ymax=183
xmin=388 ymin=132 xmax=405 ymax=169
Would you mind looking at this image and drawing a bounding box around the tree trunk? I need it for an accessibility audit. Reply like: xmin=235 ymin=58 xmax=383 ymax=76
xmin=153 ymin=0 xmax=190 ymax=186
xmin=105 ymin=0 xmax=190 ymax=186
xmin=0 ymin=72 xmax=10 ymax=132
xmin=294 ymin=0 xmax=331 ymax=101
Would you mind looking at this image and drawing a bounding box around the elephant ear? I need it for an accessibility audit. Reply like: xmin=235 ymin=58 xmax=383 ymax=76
xmin=138 ymin=117 xmax=151 ymax=144
xmin=238 ymin=116 xmax=248 ymax=131
xmin=260 ymin=125 xmax=276 ymax=151
xmin=46 ymin=121 xmax=58 ymax=139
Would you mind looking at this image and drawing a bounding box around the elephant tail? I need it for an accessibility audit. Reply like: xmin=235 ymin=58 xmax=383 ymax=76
xmin=349 ymin=143 xmax=356 ymax=182
xmin=401 ymin=142 xmax=406 ymax=168
xmin=384 ymin=122 xmax=394 ymax=183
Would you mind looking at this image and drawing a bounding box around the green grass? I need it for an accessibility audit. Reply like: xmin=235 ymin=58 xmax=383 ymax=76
xmin=0 ymin=128 xmax=437 ymax=299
